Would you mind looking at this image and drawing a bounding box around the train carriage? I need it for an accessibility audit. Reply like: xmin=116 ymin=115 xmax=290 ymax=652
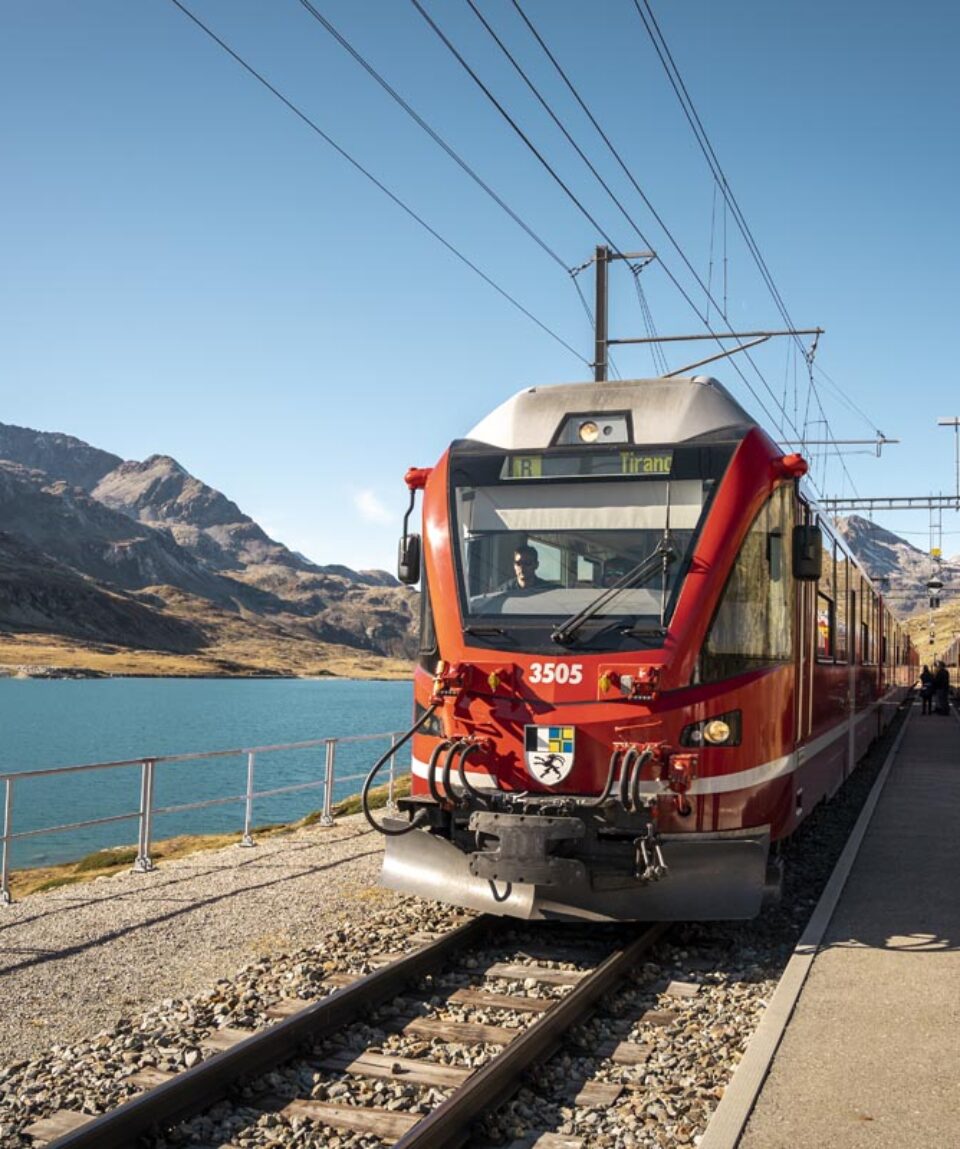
xmin=368 ymin=375 xmax=915 ymax=922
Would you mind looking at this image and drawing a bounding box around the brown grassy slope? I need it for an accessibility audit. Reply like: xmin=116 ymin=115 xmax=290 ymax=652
xmin=903 ymin=596 xmax=960 ymax=664
xmin=0 ymin=579 xmax=415 ymax=679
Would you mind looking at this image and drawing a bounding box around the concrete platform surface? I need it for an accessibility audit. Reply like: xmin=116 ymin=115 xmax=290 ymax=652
xmin=740 ymin=704 xmax=960 ymax=1148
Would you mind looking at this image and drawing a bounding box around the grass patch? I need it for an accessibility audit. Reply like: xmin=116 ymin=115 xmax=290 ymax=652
xmin=74 ymin=847 xmax=140 ymax=873
xmin=299 ymin=774 xmax=412 ymax=822
xmin=31 ymin=875 xmax=87 ymax=894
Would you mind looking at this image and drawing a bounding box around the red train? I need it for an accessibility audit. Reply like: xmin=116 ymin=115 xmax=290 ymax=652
xmin=367 ymin=375 xmax=915 ymax=921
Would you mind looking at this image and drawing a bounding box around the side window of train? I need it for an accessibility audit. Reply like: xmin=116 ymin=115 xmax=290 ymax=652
xmin=861 ymin=578 xmax=877 ymax=664
xmin=816 ymin=537 xmax=836 ymax=662
xmin=816 ymin=592 xmax=835 ymax=659
xmin=834 ymin=554 xmax=849 ymax=662
xmin=700 ymin=485 xmax=796 ymax=682
xmin=418 ymin=571 xmax=438 ymax=671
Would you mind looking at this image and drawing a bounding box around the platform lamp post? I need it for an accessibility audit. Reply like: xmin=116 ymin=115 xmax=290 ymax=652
xmin=938 ymin=417 xmax=960 ymax=510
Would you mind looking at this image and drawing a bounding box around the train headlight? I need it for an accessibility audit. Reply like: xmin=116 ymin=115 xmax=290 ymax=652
xmin=680 ymin=710 xmax=741 ymax=747
xmin=578 ymin=420 xmax=600 ymax=443
xmin=703 ymin=719 xmax=731 ymax=745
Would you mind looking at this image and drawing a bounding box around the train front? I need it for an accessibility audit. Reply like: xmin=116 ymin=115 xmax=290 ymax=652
xmin=381 ymin=376 xmax=800 ymax=922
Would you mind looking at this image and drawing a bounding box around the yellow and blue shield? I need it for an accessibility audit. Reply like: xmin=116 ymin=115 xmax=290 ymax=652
xmin=524 ymin=725 xmax=575 ymax=785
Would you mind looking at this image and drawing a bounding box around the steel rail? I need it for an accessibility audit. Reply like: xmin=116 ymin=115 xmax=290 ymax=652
xmin=45 ymin=916 xmax=490 ymax=1149
xmin=393 ymin=920 xmax=670 ymax=1149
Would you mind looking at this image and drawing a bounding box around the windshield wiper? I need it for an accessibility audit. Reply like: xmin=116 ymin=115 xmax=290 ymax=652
xmin=464 ymin=624 xmax=508 ymax=637
xmin=551 ymin=538 xmax=677 ymax=645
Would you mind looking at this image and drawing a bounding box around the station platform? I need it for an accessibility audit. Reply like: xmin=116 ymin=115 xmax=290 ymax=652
xmin=737 ymin=700 xmax=960 ymax=1147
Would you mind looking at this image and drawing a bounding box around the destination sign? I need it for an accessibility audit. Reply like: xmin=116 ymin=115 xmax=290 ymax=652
xmin=502 ymin=450 xmax=673 ymax=480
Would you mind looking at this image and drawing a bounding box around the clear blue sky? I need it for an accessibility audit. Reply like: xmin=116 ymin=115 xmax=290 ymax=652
xmin=2 ymin=1 xmax=958 ymax=573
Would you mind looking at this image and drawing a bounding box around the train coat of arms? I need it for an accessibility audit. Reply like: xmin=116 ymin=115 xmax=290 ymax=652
xmin=524 ymin=725 xmax=575 ymax=785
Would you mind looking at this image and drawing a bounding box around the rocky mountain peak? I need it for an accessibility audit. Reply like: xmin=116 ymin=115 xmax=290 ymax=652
xmin=93 ymin=456 xmax=252 ymax=531
xmin=0 ymin=421 xmax=121 ymax=491
xmin=834 ymin=514 xmax=959 ymax=617
xmin=0 ymin=419 xmax=416 ymax=668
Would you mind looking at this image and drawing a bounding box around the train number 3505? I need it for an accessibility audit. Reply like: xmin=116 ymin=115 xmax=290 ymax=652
xmin=528 ymin=662 xmax=584 ymax=685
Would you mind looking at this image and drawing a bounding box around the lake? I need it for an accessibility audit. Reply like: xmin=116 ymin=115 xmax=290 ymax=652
xmin=0 ymin=678 xmax=413 ymax=869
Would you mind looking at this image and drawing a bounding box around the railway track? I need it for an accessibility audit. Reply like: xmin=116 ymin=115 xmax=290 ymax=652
xmin=10 ymin=703 xmax=914 ymax=1149
xmin=30 ymin=916 xmax=668 ymax=1149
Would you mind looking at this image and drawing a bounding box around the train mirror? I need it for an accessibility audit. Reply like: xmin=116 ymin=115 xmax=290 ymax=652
xmin=793 ymin=524 xmax=822 ymax=581
xmin=397 ymin=533 xmax=421 ymax=585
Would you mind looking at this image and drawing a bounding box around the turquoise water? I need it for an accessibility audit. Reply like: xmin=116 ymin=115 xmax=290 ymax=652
xmin=0 ymin=679 xmax=412 ymax=869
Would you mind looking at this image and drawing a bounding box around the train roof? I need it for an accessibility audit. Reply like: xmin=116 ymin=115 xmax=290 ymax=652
xmin=464 ymin=375 xmax=758 ymax=450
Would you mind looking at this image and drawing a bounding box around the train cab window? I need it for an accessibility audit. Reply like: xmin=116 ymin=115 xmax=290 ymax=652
xmin=418 ymin=572 xmax=438 ymax=671
xmin=449 ymin=441 xmax=736 ymax=651
xmin=700 ymin=485 xmax=795 ymax=681
xmin=453 ymin=474 xmax=707 ymax=625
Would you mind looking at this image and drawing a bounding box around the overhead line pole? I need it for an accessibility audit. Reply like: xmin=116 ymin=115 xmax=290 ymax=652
xmin=590 ymin=244 xmax=819 ymax=384
xmin=594 ymin=245 xmax=608 ymax=382
xmin=593 ymin=246 xmax=656 ymax=382
xmin=938 ymin=417 xmax=960 ymax=509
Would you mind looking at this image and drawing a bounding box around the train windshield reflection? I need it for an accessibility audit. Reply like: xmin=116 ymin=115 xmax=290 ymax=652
xmin=453 ymin=477 xmax=706 ymax=622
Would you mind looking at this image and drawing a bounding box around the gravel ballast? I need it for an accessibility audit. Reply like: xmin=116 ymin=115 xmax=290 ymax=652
xmin=0 ymin=704 xmax=909 ymax=1147
xmin=0 ymin=817 xmax=400 ymax=1065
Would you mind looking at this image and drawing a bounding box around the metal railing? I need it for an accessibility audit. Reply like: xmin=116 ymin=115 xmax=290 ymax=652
xmin=0 ymin=730 xmax=406 ymax=904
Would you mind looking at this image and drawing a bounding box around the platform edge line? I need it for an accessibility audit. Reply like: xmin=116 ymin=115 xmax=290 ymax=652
xmin=697 ymin=703 xmax=914 ymax=1149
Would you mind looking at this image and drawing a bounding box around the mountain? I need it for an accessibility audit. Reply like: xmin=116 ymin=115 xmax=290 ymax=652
xmin=0 ymin=422 xmax=416 ymax=677
xmin=0 ymin=423 xmax=120 ymax=490
xmin=833 ymin=514 xmax=960 ymax=618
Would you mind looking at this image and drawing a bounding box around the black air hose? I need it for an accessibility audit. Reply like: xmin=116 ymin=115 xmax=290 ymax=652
xmin=457 ymin=742 xmax=490 ymax=807
xmin=440 ymin=739 xmax=467 ymax=802
xmin=618 ymin=748 xmax=638 ymax=810
xmin=361 ymin=704 xmax=439 ymax=836
xmin=629 ymin=748 xmax=654 ymax=813
xmin=427 ymin=738 xmax=455 ymax=805
xmin=583 ymin=748 xmax=622 ymax=808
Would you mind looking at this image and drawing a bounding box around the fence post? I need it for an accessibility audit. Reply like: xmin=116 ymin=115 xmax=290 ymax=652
xmin=240 ymin=751 xmax=256 ymax=847
xmin=320 ymin=739 xmax=336 ymax=827
xmin=387 ymin=732 xmax=399 ymax=813
xmin=1 ymin=779 xmax=13 ymax=905
xmin=133 ymin=759 xmax=156 ymax=873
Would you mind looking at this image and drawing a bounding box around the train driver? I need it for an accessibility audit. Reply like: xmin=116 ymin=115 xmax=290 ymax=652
xmin=500 ymin=544 xmax=546 ymax=591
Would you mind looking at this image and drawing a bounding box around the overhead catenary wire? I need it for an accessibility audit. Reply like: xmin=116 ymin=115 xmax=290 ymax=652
xmin=632 ymin=0 xmax=869 ymax=494
xmin=632 ymin=0 xmax=804 ymax=361
xmin=500 ymin=0 xmax=811 ymax=446
xmin=411 ymin=0 xmax=795 ymax=439
xmin=408 ymin=0 xmax=628 ymax=261
xmin=165 ymin=0 xmax=589 ymax=367
xmin=293 ymin=0 xmax=569 ymax=276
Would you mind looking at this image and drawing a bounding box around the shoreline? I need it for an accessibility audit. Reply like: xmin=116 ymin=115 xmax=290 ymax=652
xmin=0 ymin=668 xmax=408 ymax=681
xmin=3 ymin=777 xmax=407 ymax=900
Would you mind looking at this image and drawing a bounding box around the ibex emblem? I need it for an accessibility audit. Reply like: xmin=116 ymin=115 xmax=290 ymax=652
xmin=524 ymin=726 xmax=575 ymax=785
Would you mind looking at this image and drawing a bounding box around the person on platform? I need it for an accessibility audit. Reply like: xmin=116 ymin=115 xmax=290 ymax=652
xmin=499 ymin=545 xmax=545 ymax=591
xmin=918 ymin=664 xmax=934 ymax=715
xmin=932 ymin=660 xmax=951 ymax=715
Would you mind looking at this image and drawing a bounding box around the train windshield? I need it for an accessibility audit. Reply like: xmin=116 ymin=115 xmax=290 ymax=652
xmin=451 ymin=446 xmax=730 ymax=644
